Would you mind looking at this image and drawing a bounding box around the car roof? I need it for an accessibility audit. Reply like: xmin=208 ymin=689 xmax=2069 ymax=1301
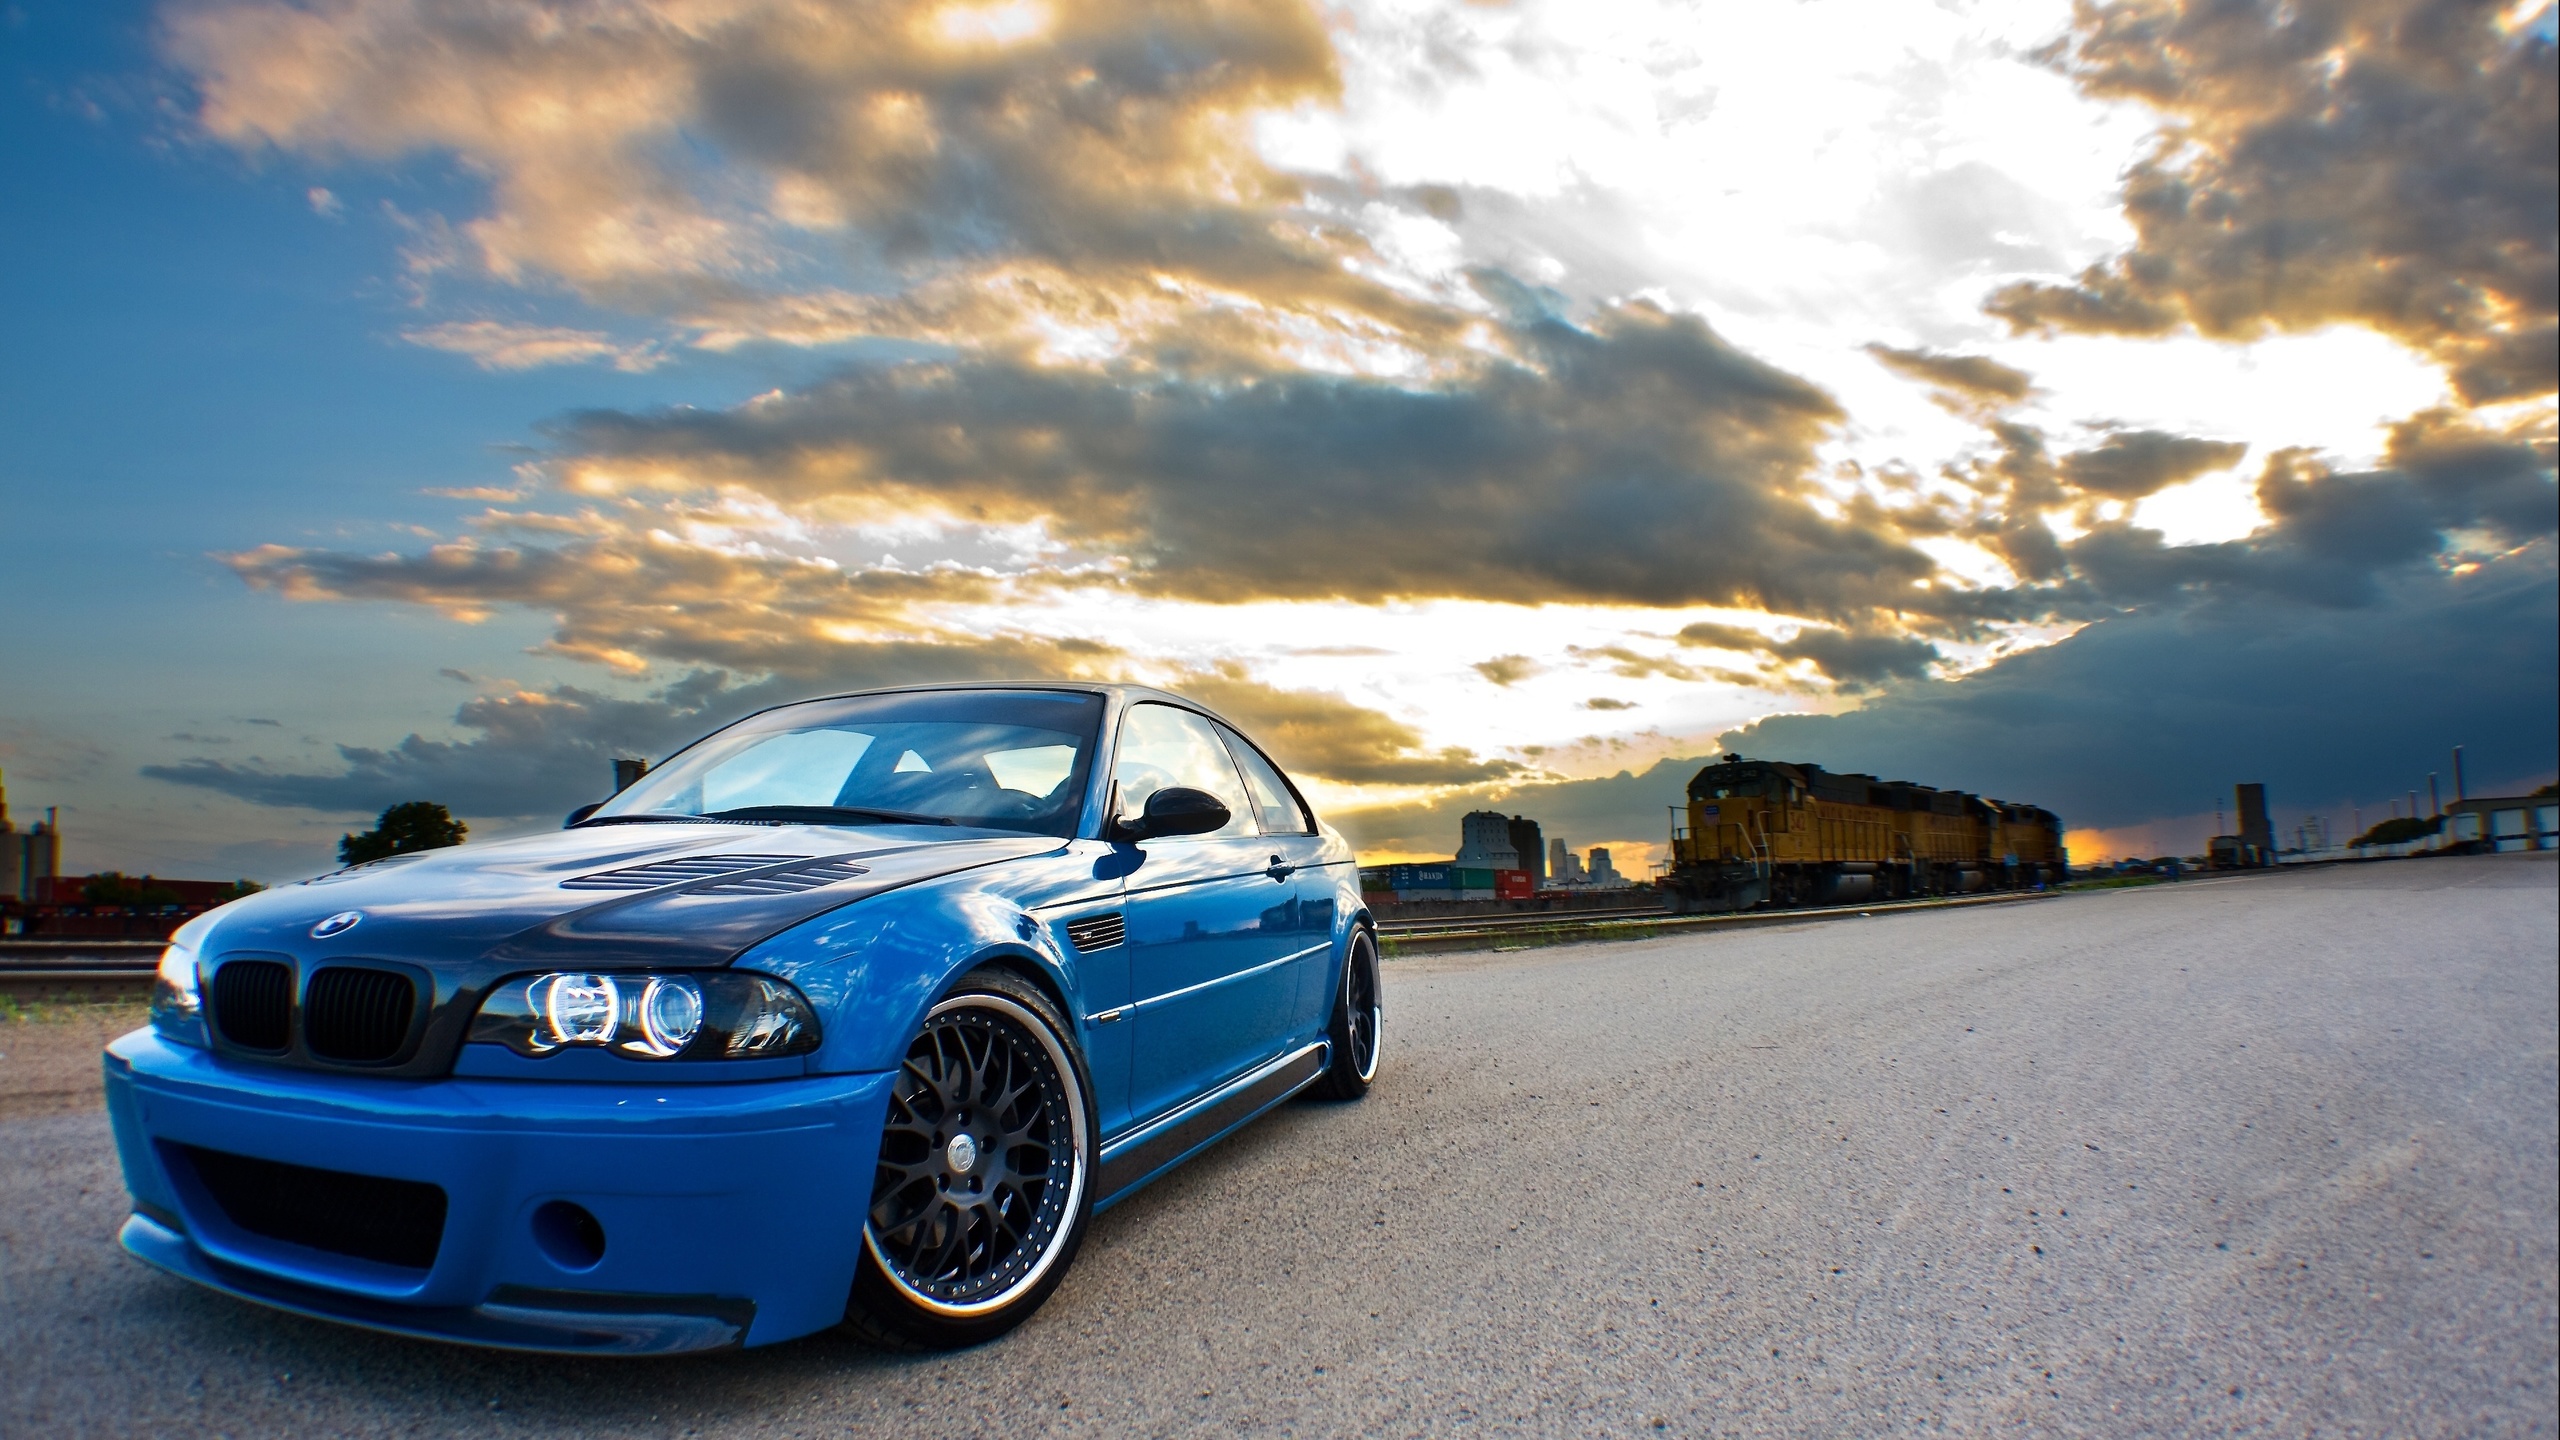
xmin=753 ymin=681 xmax=1250 ymax=737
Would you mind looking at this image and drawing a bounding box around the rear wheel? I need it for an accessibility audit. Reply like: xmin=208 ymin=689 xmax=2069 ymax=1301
xmin=844 ymin=969 xmax=1093 ymax=1349
xmin=1309 ymin=929 xmax=1382 ymax=1101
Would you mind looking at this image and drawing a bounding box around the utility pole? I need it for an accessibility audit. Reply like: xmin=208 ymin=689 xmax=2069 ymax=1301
xmin=2453 ymin=746 xmax=2466 ymax=801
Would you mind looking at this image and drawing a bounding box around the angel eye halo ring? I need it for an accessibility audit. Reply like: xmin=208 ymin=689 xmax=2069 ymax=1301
xmin=472 ymin=970 xmax=818 ymax=1062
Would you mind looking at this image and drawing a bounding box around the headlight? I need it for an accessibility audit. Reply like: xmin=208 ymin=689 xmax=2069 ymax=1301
xmin=150 ymin=942 xmax=206 ymax=1047
xmin=469 ymin=971 xmax=819 ymax=1061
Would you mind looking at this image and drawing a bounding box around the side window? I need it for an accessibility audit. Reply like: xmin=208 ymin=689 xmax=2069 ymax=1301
xmin=1217 ymin=723 xmax=1311 ymax=835
xmin=1112 ymin=705 xmax=1255 ymax=839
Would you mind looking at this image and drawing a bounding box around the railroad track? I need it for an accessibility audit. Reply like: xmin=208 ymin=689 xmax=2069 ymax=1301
xmin=0 ymin=889 xmax=2063 ymax=989
xmin=1376 ymin=889 xmax=2062 ymax=954
xmin=1379 ymin=906 xmax=1671 ymax=935
xmin=0 ymin=940 xmax=162 ymax=996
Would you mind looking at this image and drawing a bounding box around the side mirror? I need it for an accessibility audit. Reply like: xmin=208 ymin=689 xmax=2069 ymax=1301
xmin=564 ymin=802 xmax=603 ymax=829
xmin=1113 ymin=787 xmax=1230 ymax=843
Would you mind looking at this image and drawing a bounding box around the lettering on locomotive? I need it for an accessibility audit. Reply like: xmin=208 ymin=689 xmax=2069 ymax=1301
xmin=1664 ymin=754 xmax=2065 ymax=913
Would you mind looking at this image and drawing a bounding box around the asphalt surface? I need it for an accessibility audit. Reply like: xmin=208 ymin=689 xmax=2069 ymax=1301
xmin=4 ymin=854 xmax=2552 ymax=1438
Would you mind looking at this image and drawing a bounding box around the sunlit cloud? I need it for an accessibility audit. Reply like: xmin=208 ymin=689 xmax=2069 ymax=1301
xmin=134 ymin=0 xmax=2556 ymax=852
xmin=402 ymin=320 xmax=665 ymax=372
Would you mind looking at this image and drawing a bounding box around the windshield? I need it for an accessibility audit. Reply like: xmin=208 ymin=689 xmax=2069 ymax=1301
xmin=589 ymin=689 xmax=1104 ymax=837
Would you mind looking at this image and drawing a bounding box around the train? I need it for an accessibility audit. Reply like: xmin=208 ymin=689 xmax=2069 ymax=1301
xmin=1661 ymin=754 xmax=2064 ymax=913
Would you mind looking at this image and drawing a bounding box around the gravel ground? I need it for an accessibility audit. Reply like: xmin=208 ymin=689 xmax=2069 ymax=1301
xmin=0 ymin=999 xmax=148 ymax=1121
xmin=3 ymin=854 xmax=2552 ymax=1439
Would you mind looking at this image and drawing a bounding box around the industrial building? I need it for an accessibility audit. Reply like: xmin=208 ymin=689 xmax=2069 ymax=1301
xmin=0 ymin=769 xmax=62 ymax=905
xmin=1361 ymin=810 xmax=1636 ymax=902
xmin=2208 ymin=783 xmax=2277 ymax=869
xmin=1507 ymin=816 xmax=1545 ymax=886
xmin=1453 ymin=810 xmax=1521 ymax=870
xmin=2443 ymin=793 xmax=2560 ymax=852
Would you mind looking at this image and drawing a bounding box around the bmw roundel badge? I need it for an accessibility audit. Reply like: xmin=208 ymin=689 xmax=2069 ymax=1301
xmin=310 ymin=910 xmax=365 ymax=939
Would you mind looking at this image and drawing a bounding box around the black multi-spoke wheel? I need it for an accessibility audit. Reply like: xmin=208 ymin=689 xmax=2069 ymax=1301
xmin=845 ymin=970 xmax=1092 ymax=1349
xmin=1310 ymin=928 xmax=1382 ymax=1101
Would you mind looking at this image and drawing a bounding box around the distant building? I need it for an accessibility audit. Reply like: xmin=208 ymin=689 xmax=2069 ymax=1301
xmin=1548 ymin=838 xmax=1586 ymax=885
xmin=2209 ymin=782 xmax=2276 ymax=869
xmin=1454 ymin=810 xmax=1520 ymax=870
xmin=2236 ymin=783 xmax=2273 ymax=852
xmin=1507 ymin=816 xmax=1545 ymax=885
xmin=1586 ymin=847 xmax=1625 ymax=887
xmin=0 ymin=769 xmax=62 ymax=905
xmin=2444 ymin=793 xmax=2559 ymax=852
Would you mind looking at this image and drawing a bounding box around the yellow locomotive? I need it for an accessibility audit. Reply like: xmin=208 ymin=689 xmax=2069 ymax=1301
xmin=1664 ymin=754 xmax=2064 ymax=912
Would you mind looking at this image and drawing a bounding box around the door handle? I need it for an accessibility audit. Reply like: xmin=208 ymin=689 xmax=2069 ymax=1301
xmin=1264 ymin=856 xmax=1297 ymax=882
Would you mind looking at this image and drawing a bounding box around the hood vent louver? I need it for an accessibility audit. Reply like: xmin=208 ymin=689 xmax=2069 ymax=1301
xmin=695 ymin=857 xmax=874 ymax=895
xmin=561 ymin=854 xmax=802 ymax=891
xmin=1064 ymin=913 xmax=1124 ymax=953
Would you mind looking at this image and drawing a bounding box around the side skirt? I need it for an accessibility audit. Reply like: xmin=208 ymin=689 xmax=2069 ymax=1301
xmin=1091 ymin=1041 xmax=1328 ymax=1211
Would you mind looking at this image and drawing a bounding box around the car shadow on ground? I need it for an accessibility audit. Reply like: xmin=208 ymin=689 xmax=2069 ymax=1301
xmin=92 ymin=1094 xmax=1356 ymax=1430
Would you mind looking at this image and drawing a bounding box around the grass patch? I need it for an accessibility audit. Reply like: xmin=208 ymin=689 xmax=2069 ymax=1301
xmin=1 ymin=993 xmax=151 ymax=1025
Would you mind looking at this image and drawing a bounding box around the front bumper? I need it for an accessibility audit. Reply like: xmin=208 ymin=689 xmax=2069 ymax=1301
xmin=103 ymin=1029 xmax=892 ymax=1353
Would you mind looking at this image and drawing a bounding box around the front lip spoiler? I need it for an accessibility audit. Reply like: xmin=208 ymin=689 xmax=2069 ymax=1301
xmin=118 ymin=1213 xmax=755 ymax=1355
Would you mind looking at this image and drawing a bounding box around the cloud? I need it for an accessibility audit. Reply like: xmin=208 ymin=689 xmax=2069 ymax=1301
xmin=1719 ymin=553 xmax=2557 ymax=831
xmin=149 ymin=0 xmax=2556 ymax=858
xmin=1167 ymin=663 xmax=1524 ymax=786
xmin=1334 ymin=541 xmax=2554 ymax=858
xmin=2058 ymin=429 xmax=2248 ymax=500
xmin=221 ymin=519 xmax=1055 ymax=676
xmin=2058 ymin=409 xmax=2556 ymax=609
xmin=143 ymin=673 xmax=781 ymax=820
xmin=1582 ymin=697 xmax=1637 ymax=711
xmin=140 ymin=656 xmax=1526 ymax=817
xmin=159 ymin=0 xmax=1457 ymax=364
xmin=1326 ymin=754 xmax=1702 ymax=861
xmin=1866 ymin=343 xmax=2034 ymax=407
xmin=1675 ymin=621 xmax=1941 ymax=687
xmin=538 ymin=296 xmax=1917 ymax=614
xmin=1988 ymin=0 xmax=2558 ymax=401
xmin=402 ymin=320 xmax=663 ymax=372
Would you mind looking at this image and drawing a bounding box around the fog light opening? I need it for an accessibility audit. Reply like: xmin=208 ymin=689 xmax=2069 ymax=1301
xmin=532 ymin=1200 xmax=606 ymax=1271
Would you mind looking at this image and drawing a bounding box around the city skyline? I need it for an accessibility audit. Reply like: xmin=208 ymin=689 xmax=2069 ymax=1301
xmin=2 ymin=0 xmax=2553 ymax=881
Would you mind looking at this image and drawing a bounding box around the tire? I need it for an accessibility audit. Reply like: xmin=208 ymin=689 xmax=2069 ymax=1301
xmin=1309 ymin=928 xmax=1382 ymax=1102
xmin=844 ymin=968 xmax=1094 ymax=1350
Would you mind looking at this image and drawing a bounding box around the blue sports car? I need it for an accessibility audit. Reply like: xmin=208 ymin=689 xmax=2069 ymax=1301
xmin=104 ymin=684 xmax=1383 ymax=1353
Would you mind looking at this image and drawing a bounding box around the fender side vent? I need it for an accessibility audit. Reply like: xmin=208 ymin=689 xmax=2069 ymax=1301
xmin=562 ymin=855 xmax=800 ymax=890
xmin=1064 ymin=913 xmax=1124 ymax=952
xmin=696 ymin=857 xmax=873 ymax=895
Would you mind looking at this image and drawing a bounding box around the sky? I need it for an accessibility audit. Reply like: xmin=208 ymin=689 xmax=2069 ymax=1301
xmin=0 ymin=0 xmax=2552 ymax=881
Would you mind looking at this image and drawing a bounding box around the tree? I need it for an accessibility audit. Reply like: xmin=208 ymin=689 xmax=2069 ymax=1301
xmin=340 ymin=802 xmax=468 ymax=865
xmin=2350 ymin=815 xmax=2439 ymax=848
xmin=82 ymin=872 xmax=182 ymax=907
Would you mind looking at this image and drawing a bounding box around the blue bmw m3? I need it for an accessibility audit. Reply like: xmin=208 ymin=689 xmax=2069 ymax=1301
xmin=103 ymin=684 xmax=1383 ymax=1353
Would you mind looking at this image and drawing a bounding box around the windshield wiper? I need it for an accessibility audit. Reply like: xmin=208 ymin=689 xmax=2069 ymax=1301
xmin=704 ymin=805 xmax=957 ymax=827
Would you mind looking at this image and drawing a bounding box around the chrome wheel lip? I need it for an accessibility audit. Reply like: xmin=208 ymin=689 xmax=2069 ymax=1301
xmin=864 ymin=991 xmax=1090 ymax=1319
xmin=1348 ymin=934 xmax=1382 ymax=1082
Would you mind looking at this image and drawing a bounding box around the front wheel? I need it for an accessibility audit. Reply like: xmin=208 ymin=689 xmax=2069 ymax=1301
xmin=1309 ymin=928 xmax=1382 ymax=1101
xmin=844 ymin=969 xmax=1093 ymax=1349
